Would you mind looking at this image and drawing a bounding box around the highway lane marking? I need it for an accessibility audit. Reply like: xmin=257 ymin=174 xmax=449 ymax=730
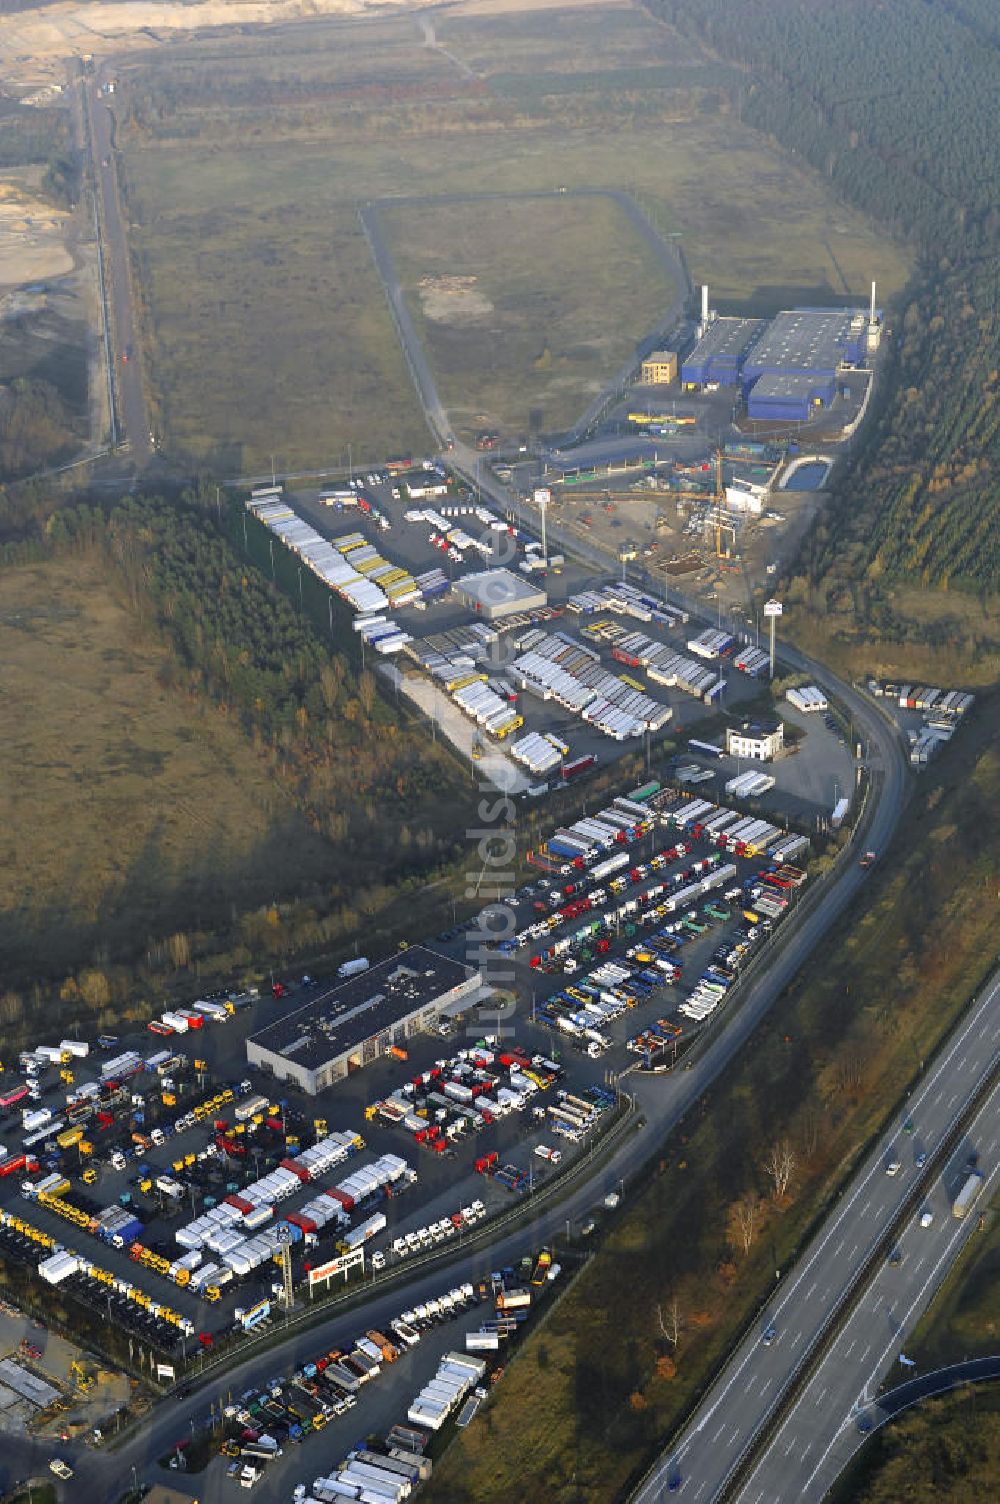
xmin=833 ymin=1238 xmax=845 ymax=1256
xmin=797 ymin=1085 xmax=1000 ymax=1503
xmin=646 ymin=973 xmax=1000 ymax=1483
xmin=815 ymin=1386 xmax=827 ymax=1405
xmin=729 ymin=1427 xmax=741 ymax=1444
xmin=806 ymin=1281 xmax=817 ymax=1299
xmin=860 ymin=1199 xmax=870 ymax=1215
xmin=784 ymin=1439 xmax=796 ymax=1456
xmin=760 ymin=1377 xmax=772 ymax=1394
xmin=845 ymin=1340 xmax=856 ymax=1356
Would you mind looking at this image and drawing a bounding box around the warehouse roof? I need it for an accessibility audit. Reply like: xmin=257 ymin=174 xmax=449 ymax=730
xmin=684 ymin=317 xmax=762 ymax=366
xmin=455 ymin=568 xmax=548 ymax=616
xmin=248 ymin=947 xmax=476 ymax=1070
xmin=744 ymin=308 xmax=863 ymax=376
xmin=748 ymin=370 xmax=836 ymax=401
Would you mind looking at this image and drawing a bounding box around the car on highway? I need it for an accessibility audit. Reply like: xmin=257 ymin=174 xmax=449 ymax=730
xmin=761 ymin=1322 xmax=776 ymax=1346
xmin=49 ymin=1459 xmax=73 ymax=1479
xmin=860 ymin=850 xmax=876 ymax=868
xmin=887 ymin=1246 xmax=903 ymax=1267
xmin=915 ymin=1150 xmax=928 ymax=1168
xmin=920 ymin=1209 xmax=934 ymax=1228
xmin=885 ymin=1159 xmax=902 ymax=1176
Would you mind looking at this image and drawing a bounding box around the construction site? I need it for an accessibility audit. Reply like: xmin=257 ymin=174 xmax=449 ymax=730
xmin=0 ymin=1302 xmax=131 ymax=1443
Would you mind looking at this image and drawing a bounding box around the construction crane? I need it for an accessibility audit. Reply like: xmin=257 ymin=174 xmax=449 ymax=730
xmin=69 ymin=1360 xmax=94 ymax=1392
xmin=602 ymin=449 xmax=738 ymax=558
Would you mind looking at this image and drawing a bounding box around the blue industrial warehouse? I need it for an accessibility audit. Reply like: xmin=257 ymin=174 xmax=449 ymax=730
xmin=682 ymin=304 xmax=871 ymax=423
xmin=681 ymin=317 xmax=762 ymax=389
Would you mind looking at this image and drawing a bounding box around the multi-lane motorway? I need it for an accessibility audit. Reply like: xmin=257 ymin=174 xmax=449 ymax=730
xmin=84 ymin=70 xmax=150 ymax=467
xmin=634 ymin=968 xmax=1000 ymax=1504
xmin=737 ymin=1075 xmax=1000 ymax=1503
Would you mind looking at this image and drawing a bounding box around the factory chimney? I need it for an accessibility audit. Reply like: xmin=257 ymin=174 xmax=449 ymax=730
xmin=702 ymin=284 xmax=710 ymax=326
xmin=870 ymin=280 xmax=876 ymax=323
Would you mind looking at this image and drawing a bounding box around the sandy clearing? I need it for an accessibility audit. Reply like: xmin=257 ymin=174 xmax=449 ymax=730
xmin=0 ymin=179 xmax=73 ymax=288
xmin=0 ymin=0 xmax=414 ymax=84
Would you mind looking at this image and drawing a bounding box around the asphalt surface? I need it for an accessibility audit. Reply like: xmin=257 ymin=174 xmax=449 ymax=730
xmin=633 ymin=969 xmax=1000 ymax=1504
xmin=738 ymin=1088 xmax=1000 ymax=1503
xmin=85 ymin=72 xmax=150 ymax=466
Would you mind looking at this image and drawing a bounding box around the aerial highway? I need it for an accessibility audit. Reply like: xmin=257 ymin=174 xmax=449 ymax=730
xmin=735 ymin=1074 xmax=1000 ymax=1504
xmin=83 ymin=68 xmax=151 ymax=468
xmin=632 ymin=968 xmax=1000 ymax=1504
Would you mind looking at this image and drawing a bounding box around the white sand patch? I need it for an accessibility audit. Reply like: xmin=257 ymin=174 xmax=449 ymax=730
xmin=418 ymin=274 xmax=495 ymax=324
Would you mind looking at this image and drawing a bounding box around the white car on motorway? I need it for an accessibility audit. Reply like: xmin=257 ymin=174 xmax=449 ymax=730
xmin=49 ymin=1460 xmax=74 ymax=1480
xmin=920 ymin=1209 xmax=935 ymax=1228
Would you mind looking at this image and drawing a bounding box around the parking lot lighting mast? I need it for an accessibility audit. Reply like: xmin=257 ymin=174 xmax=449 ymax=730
xmin=764 ymin=598 xmax=782 ymax=679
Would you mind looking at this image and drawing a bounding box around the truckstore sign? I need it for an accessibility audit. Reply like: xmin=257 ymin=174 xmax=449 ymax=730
xmin=307 ymin=1246 xmax=364 ymax=1290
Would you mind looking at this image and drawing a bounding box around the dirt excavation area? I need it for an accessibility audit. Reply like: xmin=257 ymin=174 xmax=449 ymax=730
xmin=0 ymin=0 xmax=414 ymax=86
xmin=0 ymin=174 xmax=73 ymax=288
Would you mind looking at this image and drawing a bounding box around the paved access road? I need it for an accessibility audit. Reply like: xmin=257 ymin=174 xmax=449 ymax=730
xmin=633 ymin=969 xmax=1000 ymax=1504
xmin=736 ymin=1073 xmax=1000 ymax=1504
xmin=85 ymin=71 xmax=150 ymax=466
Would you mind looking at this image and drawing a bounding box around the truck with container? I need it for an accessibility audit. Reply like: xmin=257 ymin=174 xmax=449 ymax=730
xmin=952 ymin=1170 xmax=985 ymax=1219
xmin=338 ymin=957 xmax=370 ymax=980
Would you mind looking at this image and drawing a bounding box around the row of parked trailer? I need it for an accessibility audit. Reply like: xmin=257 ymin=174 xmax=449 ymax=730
xmin=449 ymin=677 xmax=522 ymax=740
xmin=511 ymin=630 xmax=672 ymax=738
xmin=525 ymin=855 xmax=739 ymax=973
xmin=785 ymin=684 xmax=829 ymax=714
xmin=374 ymin=1043 xmax=564 ymax=1151
xmin=289 ymin=1274 xmax=500 ymax=1498
xmin=543 ymin=793 xmax=657 ymax=864
xmin=687 ymin=628 xmax=735 ymax=661
xmin=870 ymin=681 xmax=974 ymax=716
xmin=353 ymin=615 xmax=413 ymax=658
xmin=654 ymin=791 xmax=810 ymax=865
xmin=724 ymin=769 xmax=776 ymax=798
xmin=567 ymin=581 xmax=689 ymax=629
xmin=0 ymin=1208 xmax=198 ymax=1344
xmin=508 ymin=730 xmax=564 ymax=775
xmin=583 ymin=618 xmax=726 ymax=703
xmin=171 ymin=1147 xmax=410 ymax=1286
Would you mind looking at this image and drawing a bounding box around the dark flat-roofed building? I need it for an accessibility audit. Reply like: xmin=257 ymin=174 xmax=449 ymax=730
xmin=247 ymin=946 xmax=482 ymax=1094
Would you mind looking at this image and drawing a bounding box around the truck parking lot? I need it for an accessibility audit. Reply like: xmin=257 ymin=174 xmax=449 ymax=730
xmin=0 ymin=756 xmax=820 ymax=1377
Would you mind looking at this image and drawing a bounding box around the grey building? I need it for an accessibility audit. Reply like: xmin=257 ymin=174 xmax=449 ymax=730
xmin=455 ymin=568 xmax=548 ymax=622
xmin=246 ymin=947 xmax=482 ymax=1095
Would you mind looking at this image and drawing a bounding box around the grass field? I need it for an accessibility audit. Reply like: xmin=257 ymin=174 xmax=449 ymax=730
xmin=115 ymin=1 xmax=910 ymax=468
xmin=0 ymin=551 xmax=335 ymax=982
xmin=383 ymin=193 xmax=679 ymax=439
xmin=829 ymin=1389 xmax=1000 ymax=1504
